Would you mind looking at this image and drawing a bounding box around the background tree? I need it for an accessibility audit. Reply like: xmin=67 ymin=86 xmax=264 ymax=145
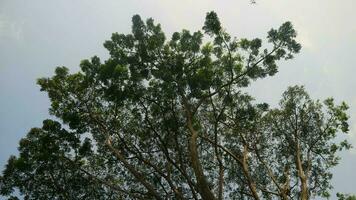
xmin=246 ymin=86 xmax=350 ymax=199
xmin=0 ymin=11 xmax=351 ymax=200
xmin=337 ymin=193 xmax=356 ymax=200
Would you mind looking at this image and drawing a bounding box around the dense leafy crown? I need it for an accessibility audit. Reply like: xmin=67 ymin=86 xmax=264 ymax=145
xmin=0 ymin=12 xmax=350 ymax=200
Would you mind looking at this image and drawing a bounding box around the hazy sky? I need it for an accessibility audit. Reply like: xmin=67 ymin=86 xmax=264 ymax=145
xmin=1 ymin=0 xmax=356 ymax=198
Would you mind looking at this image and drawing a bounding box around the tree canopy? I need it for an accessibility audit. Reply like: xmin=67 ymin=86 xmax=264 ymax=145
xmin=337 ymin=193 xmax=356 ymax=200
xmin=0 ymin=11 xmax=351 ymax=200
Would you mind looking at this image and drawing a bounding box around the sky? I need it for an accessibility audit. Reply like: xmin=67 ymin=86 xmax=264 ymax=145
xmin=0 ymin=0 xmax=355 ymax=198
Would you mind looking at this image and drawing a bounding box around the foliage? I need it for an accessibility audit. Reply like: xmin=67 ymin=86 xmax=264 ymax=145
xmin=337 ymin=193 xmax=356 ymax=200
xmin=0 ymin=12 xmax=351 ymax=200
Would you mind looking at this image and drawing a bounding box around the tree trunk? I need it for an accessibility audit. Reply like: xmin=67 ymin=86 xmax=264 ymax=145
xmin=183 ymin=99 xmax=217 ymax=200
xmin=188 ymin=124 xmax=217 ymax=200
xmin=218 ymin=164 xmax=224 ymax=200
xmin=242 ymin=145 xmax=260 ymax=200
xmin=106 ymin=139 xmax=163 ymax=200
xmin=295 ymin=143 xmax=308 ymax=200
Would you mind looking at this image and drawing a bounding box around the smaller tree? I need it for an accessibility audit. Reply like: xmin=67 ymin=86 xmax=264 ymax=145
xmin=0 ymin=120 xmax=121 ymax=199
xmin=337 ymin=193 xmax=356 ymax=200
xmin=254 ymin=86 xmax=351 ymax=199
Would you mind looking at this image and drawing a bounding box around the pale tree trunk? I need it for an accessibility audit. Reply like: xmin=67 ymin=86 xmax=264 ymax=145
xmin=242 ymin=145 xmax=260 ymax=200
xmin=295 ymin=142 xmax=308 ymax=200
xmin=188 ymin=125 xmax=217 ymax=200
xmin=184 ymin=102 xmax=217 ymax=200
xmin=106 ymin=139 xmax=163 ymax=200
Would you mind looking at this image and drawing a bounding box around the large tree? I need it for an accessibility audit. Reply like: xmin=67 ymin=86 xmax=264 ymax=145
xmin=0 ymin=12 xmax=351 ymax=200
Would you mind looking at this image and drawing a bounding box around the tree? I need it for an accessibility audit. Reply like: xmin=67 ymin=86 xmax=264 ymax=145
xmin=337 ymin=193 xmax=356 ymax=200
xmin=0 ymin=12 xmax=351 ymax=200
xmin=247 ymin=86 xmax=350 ymax=199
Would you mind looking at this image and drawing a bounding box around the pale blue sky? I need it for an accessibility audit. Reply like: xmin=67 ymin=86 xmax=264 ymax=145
xmin=1 ymin=0 xmax=356 ymax=198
